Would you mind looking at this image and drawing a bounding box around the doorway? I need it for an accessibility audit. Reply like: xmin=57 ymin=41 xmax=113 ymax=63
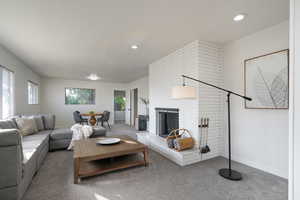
xmin=114 ymin=90 xmax=126 ymax=124
xmin=130 ymin=88 xmax=138 ymax=127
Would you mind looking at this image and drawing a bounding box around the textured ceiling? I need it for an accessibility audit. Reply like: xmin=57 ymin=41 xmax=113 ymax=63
xmin=0 ymin=0 xmax=289 ymax=82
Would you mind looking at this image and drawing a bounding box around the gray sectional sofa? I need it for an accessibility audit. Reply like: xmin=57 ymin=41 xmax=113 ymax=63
xmin=0 ymin=115 xmax=106 ymax=200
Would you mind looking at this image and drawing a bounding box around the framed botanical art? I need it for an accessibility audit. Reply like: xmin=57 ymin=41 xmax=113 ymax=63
xmin=244 ymin=49 xmax=289 ymax=109
xmin=65 ymin=88 xmax=96 ymax=105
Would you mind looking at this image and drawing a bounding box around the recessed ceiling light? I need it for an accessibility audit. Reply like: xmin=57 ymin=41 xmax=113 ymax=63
xmin=233 ymin=14 xmax=246 ymax=22
xmin=87 ymin=73 xmax=100 ymax=81
xmin=131 ymin=45 xmax=138 ymax=49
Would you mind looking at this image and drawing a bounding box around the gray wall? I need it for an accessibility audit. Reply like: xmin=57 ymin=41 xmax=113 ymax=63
xmin=125 ymin=76 xmax=149 ymax=125
xmin=40 ymin=78 xmax=126 ymax=128
xmin=0 ymin=44 xmax=40 ymax=116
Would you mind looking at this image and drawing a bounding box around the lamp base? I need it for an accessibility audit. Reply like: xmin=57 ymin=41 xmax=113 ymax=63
xmin=219 ymin=168 xmax=242 ymax=181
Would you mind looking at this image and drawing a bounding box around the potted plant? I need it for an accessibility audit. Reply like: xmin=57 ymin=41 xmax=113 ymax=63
xmin=140 ymin=98 xmax=149 ymax=120
xmin=89 ymin=111 xmax=95 ymax=115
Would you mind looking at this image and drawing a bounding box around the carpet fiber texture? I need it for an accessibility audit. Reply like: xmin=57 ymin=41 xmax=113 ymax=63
xmin=23 ymin=125 xmax=288 ymax=200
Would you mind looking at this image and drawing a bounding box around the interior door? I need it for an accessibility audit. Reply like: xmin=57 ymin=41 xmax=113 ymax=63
xmin=114 ymin=90 xmax=126 ymax=124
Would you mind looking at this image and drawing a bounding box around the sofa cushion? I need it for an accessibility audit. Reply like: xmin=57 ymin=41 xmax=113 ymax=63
xmin=22 ymin=148 xmax=37 ymax=163
xmin=0 ymin=186 xmax=18 ymax=200
xmin=49 ymin=139 xmax=70 ymax=151
xmin=37 ymin=141 xmax=48 ymax=169
xmin=22 ymin=130 xmax=51 ymax=152
xmin=50 ymin=128 xmax=72 ymax=140
xmin=42 ymin=114 xmax=55 ymax=130
xmin=20 ymin=148 xmax=38 ymax=198
xmin=0 ymin=120 xmax=18 ymax=129
xmin=0 ymin=145 xmax=23 ymax=188
xmin=91 ymin=127 xmax=107 ymax=137
xmin=22 ymin=130 xmax=50 ymax=183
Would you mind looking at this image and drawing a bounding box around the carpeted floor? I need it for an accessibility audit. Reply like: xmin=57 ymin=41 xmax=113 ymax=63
xmin=23 ymin=124 xmax=288 ymax=200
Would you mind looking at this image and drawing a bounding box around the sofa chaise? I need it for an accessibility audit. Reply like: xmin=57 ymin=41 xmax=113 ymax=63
xmin=0 ymin=114 xmax=106 ymax=200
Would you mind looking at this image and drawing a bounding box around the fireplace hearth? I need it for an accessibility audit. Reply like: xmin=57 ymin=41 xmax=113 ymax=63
xmin=155 ymin=108 xmax=179 ymax=138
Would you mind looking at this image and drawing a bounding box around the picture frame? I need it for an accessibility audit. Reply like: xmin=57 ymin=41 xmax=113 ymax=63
xmin=244 ymin=49 xmax=289 ymax=109
xmin=65 ymin=87 xmax=96 ymax=105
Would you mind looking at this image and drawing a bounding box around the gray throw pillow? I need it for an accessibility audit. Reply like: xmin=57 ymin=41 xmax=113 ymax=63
xmin=31 ymin=115 xmax=44 ymax=131
xmin=9 ymin=115 xmax=21 ymax=127
xmin=42 ymin=114 xmax=56 ymax=130
xmin=0 ymin=120 xmax=18 ymax=129
xmin=21 ymin=115 xmax=45 ymax=131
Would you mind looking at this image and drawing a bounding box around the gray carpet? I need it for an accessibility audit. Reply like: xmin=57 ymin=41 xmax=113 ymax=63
xmin=23 ymin=124 xmax=288 ymax=200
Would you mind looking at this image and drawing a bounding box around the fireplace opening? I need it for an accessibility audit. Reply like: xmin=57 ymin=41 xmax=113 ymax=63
xmin=155 ymin=108 xmax=179 ymax=138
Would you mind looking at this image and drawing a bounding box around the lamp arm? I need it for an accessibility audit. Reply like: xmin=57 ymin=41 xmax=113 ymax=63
xmin=182 ymin=75 xmax=252 ymax=101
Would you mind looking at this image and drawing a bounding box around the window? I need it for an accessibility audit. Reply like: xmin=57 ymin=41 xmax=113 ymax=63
xmin=28 ymin=81 xmax=39 ymax=104
xmin=1 ymin=66 xmax=14 ymax=119
xmin=65 ymin=88 xmax=95 ymax=105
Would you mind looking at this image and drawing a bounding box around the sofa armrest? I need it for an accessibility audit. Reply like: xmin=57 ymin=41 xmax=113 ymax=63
xmin=0 ymin=129 xmax=22 ymax=146
xmin=0 ymin=129 xmax=23 ymax=189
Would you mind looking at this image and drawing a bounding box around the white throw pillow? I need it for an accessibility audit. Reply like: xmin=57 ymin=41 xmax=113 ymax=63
xmin=15 ymin=117 xmax=38 ymax=136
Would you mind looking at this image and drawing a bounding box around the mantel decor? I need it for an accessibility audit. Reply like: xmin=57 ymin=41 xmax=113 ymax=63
xmin=244 ymin=49 xmax=289 ymax=109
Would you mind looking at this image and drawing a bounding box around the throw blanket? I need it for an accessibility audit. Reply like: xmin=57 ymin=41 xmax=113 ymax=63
xmin=68 ymin=124 xmax=93 ymax=150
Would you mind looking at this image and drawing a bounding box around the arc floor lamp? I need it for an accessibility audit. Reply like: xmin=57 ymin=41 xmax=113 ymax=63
xmin=172 ymin=75 xmax=252 ymax=181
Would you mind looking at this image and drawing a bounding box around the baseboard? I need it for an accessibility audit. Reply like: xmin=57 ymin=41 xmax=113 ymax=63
xmin=226 ymin=155 xmax=288 ymax=179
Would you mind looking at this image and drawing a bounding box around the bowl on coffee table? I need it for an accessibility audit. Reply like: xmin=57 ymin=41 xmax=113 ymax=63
xmin=97 ymin=138 xmax=121 ymax=145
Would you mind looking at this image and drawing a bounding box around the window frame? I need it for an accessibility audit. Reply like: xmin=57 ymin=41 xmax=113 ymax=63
xmin=28 ymin=80 xmax=39 ymax=105
xmin=0 ymin=65 xmax=15 ymax=119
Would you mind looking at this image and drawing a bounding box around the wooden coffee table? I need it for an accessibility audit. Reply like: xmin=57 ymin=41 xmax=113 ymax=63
xmin=73 ymin=135 xmax=149 ymax=184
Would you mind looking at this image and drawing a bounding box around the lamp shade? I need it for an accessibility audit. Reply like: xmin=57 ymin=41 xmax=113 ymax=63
xmin=172 ymin=85 xmax=196 ymax=99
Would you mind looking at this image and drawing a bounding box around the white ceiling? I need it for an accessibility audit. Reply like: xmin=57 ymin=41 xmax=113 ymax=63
xmin=0 ymin=0 xmax=289 ymax=83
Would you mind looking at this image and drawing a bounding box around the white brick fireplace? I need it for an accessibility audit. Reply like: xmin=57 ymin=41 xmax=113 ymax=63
xmin=140 ymin=40 xmax=225 ymax=165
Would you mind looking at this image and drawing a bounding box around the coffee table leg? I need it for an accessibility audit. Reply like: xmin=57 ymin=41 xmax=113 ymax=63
xmin=143 ymin=148 xmax=149 ymax=166
xmin=74 ymin=158 xmax=80 ymax=184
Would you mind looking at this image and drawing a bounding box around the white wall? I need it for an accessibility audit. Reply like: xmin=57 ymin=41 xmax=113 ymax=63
xmin=289 ymin=0 xmax=300 ymax=199
xmin=149 ymin=40 xmax=224 ymax=158
xmin=125 ymin=76 xmax=149 ymax=125
xmin=223 ymin=21 xmax=289 ymax=178
xmin=149 ymin=41 xmax=200 ymax=144
xmin=198 ymin=41 xmax=225 ymax=160
xmin=40 ymin=78 xmax=125 ymax=128
xmin=0 ymin=44 xmax=40 ymax=116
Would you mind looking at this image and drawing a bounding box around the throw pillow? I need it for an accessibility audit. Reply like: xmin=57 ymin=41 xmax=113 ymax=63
xmin=15 ymin=117 xmax=38 ymax=136
xmin=9 ymin=115 xmax=21 ymax=128
xmin=30 ymin=115 xmax=44 ymax=131
xmin=0 ymin=119 xmax=18 ymax=129
xmin=42 ymin=114 xmax=56 ymax=130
